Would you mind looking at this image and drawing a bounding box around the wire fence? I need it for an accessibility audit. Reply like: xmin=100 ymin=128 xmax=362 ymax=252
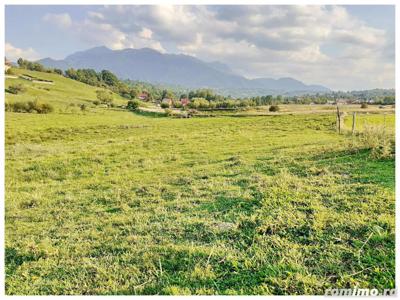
xmin=337 ymin=109 xmax=395 ymax=136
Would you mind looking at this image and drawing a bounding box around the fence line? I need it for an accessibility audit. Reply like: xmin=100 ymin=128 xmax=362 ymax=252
xmin=337 ymin=110 xmax=394 ymax=135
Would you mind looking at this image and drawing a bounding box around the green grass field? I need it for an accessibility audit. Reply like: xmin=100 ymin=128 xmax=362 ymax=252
xmin=5 ymin=69 xmax=128 ymax=109
xmin=5 ymin=71 xmax=395 ymax=295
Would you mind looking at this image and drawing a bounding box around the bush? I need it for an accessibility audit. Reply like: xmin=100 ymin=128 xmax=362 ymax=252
xmin=269 ymin=105 xmax=280 ymax=112
xmin=215 ymin=100 xmax=238 ymax=109
xmin=37 ymin=102 xmax=54 ymax=114
xmin=6 ymin=68 xmax=16 ymax=75
xmin=8 ymin=83 xmax=26 ymax=95
xmin=164 ymin=108 xmax=174 ymax=116
xmin=208 ymin=101 xmax=216 ymax=109
xmin=188 ymin=98 xmax=210 ymax=110
xmin=127 ymin=100 xmax=140 ymax=111
xmin=53 ymin=69 xmax=63 ymax=75
xmin=93 ymin=100 xmax=100 ymax=106
xmin=172 ymin=101 xmax=183 ymax=109
xmin=9 ymin=101 xmax=29 ymax=112
xmin=80 ymin=104 xmax=87 ymax=111
xmin=96 ymin=90 xmax=113 ymax=106
xmin=358 ymin=125 xmax=393 ymax=159
xmin=361 ymin=103 xmax=368 ymax=109
xmin=5 ymin=100 xmax=54 ymax=114
xmin=161 ymin=102 xmax=170 ymax=109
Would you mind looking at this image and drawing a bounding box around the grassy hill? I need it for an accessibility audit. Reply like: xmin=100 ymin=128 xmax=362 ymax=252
xmin=5 ymin=69 xmax=395 ymax=295
xmin=5 ymin=68 xmax=128 ymax=109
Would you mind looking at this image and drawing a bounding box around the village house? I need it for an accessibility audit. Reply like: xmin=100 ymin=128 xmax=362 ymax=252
xmin=180 ymin=98 xmax=190 ymax=106
xmin=335 ymin=98 xmax=352 ymax=105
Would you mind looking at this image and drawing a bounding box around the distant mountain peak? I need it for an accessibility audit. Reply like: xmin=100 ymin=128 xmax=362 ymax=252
xmin=86 ymin=46 xmax=111 ymax=52
xmin=139 ymin=47 xmax=162 ymax=53
xmin=39 ymin=46 xmax=330 ymax=96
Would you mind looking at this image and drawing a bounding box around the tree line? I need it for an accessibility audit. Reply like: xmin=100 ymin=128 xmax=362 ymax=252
xmin=14 ymin=58 xmax=395 ymax=106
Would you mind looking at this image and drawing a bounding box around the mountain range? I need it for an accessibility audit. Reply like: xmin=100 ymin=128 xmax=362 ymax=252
xmin=38 ymin=46 xmax=330 ymax=96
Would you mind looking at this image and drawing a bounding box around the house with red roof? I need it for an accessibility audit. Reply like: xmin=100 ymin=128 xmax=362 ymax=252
xmin=180 ymin=98 xmax=190 ymax=106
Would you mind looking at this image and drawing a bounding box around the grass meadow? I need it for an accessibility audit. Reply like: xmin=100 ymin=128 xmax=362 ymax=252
xmin=5 ymin=70 xmax=395 ymax=295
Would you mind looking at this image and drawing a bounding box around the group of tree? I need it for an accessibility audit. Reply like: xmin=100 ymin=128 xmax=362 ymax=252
xmin=156 ymin=88 xmax=228 ymax=103
xmin=162 ymin=97 xmax=258 ymax=110
xmin=17 ymin=58 xmax=62 ymax=74
xmin=15 ymin=58 xmax=149 ymax=101
xmin=187 ymin=89 xmax=225 ymax=101
xmin=379 ymin=96 xmax=395 ymax=105
xmin=64 ymin=68 xmax=140 ymax=100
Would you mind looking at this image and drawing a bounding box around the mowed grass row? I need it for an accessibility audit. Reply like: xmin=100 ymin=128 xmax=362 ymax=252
xmin=5 ymin=107 xmax=395 ymax=295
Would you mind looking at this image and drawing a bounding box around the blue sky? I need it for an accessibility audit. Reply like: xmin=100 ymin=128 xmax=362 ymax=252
xmin=5 ymin=5 xmax=395 ymax=90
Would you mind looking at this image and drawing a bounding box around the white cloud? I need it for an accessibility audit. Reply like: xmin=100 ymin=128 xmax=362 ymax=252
xmin=42 ymin=5 xmax=394 ymax=90
xmin=139 ymin=27 xmax=153 ymax=39
xmin=43 ymin=10 xmax=165 ymax=52
xmin=5 ymin=42 xmax=40 ymax=61
xmin=43 ymin=13 xmax=72 ymax=28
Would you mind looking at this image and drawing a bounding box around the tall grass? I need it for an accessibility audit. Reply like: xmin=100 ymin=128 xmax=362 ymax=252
xmin=358 ymin=124 xmax=394 ymax=159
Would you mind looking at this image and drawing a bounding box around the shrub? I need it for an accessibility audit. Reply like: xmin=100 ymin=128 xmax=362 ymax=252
xmin=5 ymin=100 xmax=54 ymax=114
xmin=96 ymin=90 xmax=113 ymax=106
xmin=208 ymin=101 xmax=216 ymax=109
xmin=53 ymin=69 xmax=63 ymax=75
xmin=215 ymin=100 xmax=238 ymax=109
xmin=164 ymin=108 xmax=174 ymax=116
xmin=356 ymin=125 xmax=394 ymax=159
xmin=361 ymin=103 xmax=368 ymax=109
xmin=127 ymin=100 xmax=140 ymax=111
xmin=6 ymin=68 xmax=16 ymax=75
xmin=8 ymin=83 xmax=26 ymax=95
xmin=161 ymin=102 xmax=170 ymax=109
xmin=27 ymin=100 xmax=54 ymax=114
xmin=93 ymin=100 xmax=100 ymax=106
xmin=80 ymin=104 xmax=87 ymax=111
xmin=269 ymin=105 xmax=280 ymax=112
xmin=172 ymin=101 xmax=183 ymax=109
xmin=5 ymin=102 xmax=11 ymax=112
xmin=10 ymin=101 xmax=29 ymax=112
xmin=188 ymin=98 xmax=210 ymax=110
xmin=37 ymin=102 xmax=54 ymax=114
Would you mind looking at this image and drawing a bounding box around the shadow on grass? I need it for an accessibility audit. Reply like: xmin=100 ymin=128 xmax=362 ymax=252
xmin=312 ymin=148 xmax=395 ymax=190
xmin=5 ymin=247 xmax=41 ymax=275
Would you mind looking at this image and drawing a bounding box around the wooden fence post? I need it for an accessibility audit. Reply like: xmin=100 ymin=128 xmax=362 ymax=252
xmin=336 ymin=106 xmax=341 ymax=134
xmin=352 ymin=112 xmax=356 ymax=135
xmin=383 ymin=113 xmax=387 ymax=137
